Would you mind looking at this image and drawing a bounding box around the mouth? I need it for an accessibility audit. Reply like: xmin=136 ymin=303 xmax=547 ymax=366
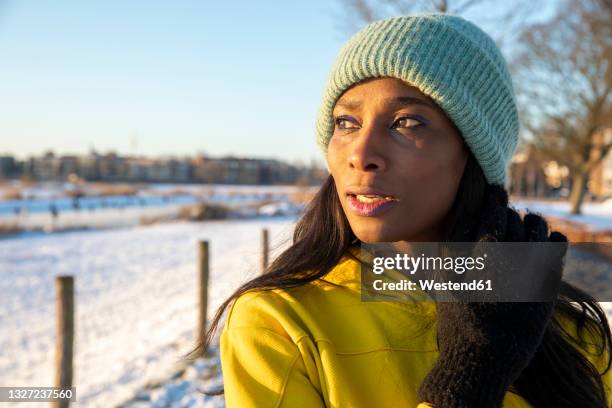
xmin=345 ymin=190 xmax=399 ymax=217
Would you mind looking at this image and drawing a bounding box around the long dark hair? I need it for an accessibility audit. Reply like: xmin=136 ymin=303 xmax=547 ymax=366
xmin=187 ymin=151 xmax=612 ymax=407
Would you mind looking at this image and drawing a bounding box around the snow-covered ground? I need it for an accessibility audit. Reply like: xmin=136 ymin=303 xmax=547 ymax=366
xmin=0 ymin=184 xmax=314 ymax=232
xmin=2 ymin=203 xmax=190 ymax=232
xmin=512 ymin=197 xmax=612 ymax=231
xmin=0 ymin=217 xmax=296 ymax=407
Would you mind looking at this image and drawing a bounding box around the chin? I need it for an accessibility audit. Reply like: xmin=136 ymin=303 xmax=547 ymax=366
xmin=352 ymin=224 xmax=397 ymax=244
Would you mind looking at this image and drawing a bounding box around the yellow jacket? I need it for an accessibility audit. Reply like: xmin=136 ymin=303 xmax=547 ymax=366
xmin=220 ymin=247 xmax=612 ymax=407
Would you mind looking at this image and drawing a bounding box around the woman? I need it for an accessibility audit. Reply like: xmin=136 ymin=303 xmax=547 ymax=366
xmin=190 ymin=13 xmax=612 ymax=407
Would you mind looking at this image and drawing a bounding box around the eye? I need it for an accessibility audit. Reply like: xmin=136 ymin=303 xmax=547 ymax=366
xmin=334 ymin=116 xmax=360 ymax=130
xmin=392 ymin=116 xmax=424 ymax=129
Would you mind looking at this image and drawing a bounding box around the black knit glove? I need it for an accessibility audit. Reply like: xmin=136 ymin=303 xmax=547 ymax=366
xmin=417 ymin=184 xmax=568 ymax=408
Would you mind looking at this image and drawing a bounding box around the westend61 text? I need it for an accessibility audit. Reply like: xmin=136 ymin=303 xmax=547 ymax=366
xmin=372 ymin=279 xmax=493 ymax=291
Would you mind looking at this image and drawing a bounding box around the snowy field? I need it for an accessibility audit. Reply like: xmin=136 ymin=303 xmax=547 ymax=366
xmin=0 ymin=217 xmax=296 ymax=407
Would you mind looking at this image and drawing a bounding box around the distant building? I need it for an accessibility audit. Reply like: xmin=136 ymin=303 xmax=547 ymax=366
xmin=58 ymin=155 xmax=79 ymax=179
xmin=78 ymin=150 xmax=101 ymax=180
xmin=0 ymin=156 xmax=18 ymax=178
xmin=509 ymin=128 xmax=612 ymax=200
xmin=508 ymin=144 xmax=554 ymax=197
xmin=0 ymin=150 xmax=326 ymax=185
xmin=191 ymin=156 xmax=303 ymax=185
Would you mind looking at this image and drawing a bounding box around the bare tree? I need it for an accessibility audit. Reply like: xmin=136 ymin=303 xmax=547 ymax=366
xmin=333 ymin=0 xmax=543 ymax=52
xmin=512 ymin=0 xmax=611 ymax=214
xmin=340 ymin=0 xmax=490 ymax=17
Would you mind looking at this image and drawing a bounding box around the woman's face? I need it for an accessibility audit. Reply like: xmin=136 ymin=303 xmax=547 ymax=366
xmin=327 ymin=77 xmax=468 ymax=243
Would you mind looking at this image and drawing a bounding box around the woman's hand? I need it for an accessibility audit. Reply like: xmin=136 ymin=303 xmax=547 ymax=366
xmin=417 ymin=184 xmax=568 ymax=408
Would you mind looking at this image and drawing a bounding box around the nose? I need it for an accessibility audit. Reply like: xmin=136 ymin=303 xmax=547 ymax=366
xmin=348 ymin=124 xmax=387 ymax=172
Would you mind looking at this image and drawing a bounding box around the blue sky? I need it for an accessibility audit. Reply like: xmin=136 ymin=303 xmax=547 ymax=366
xmin=0 ymin=1 xmax=557 ymax=165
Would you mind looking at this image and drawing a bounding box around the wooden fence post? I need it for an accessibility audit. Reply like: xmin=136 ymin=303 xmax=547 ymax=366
xmin=261 ymin=228 xmax=269 ymax=274
xmin=197 ymin=240 xmax=210 ymax=356
xmin=54 ymin=276 xmax=74 ymax=408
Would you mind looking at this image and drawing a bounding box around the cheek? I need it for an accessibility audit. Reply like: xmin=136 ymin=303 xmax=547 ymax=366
xmin=399 ymin=134 xmax=466 ymax=185
xmin=392 ymin=141 xmax=467 ymax=226
xmin=423 ymin=148 xmax=465 ymax=185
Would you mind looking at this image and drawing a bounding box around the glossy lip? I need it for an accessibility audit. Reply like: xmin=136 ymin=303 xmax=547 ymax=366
xmin=345 ymin=187 xmax=399 ymax=217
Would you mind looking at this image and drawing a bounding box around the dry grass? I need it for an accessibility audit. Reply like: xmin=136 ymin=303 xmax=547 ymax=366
xmin=161 ymin=188 xmax=192 ymax=197
xmin=18 ymin=176 xmax=35 ymax=187
xmin=1 ymin=188 xmax=22 ymax=200
xmin=90 ymin=183 xmax=138 ymax=197
xmin=139 ymin=214 xmax=175 ymax=226
xmin=289 ymin=189 xmax=316 ymax=206
xmin=178 ymin=203 xmax=230 ymax=221
xmin=0 ymin=221 xmax=21 ymax=236
xmin=65 ymin=189 xmax=86 ymax=198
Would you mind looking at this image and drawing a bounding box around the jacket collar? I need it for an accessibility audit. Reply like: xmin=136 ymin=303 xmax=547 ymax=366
xmin=319 ymin=244 xmax=437 ymax=314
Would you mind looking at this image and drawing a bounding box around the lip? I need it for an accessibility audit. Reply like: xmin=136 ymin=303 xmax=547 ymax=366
xmin=345 ymin=187 xmax=399 ymax=217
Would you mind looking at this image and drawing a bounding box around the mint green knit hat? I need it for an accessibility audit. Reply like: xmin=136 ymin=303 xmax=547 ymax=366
xmin=315 ymin=12 xmax=520 ymax=186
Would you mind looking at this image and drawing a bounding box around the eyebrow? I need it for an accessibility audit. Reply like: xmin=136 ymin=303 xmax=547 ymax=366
xmin=334 ymin=96 xmax=436 ymax=111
